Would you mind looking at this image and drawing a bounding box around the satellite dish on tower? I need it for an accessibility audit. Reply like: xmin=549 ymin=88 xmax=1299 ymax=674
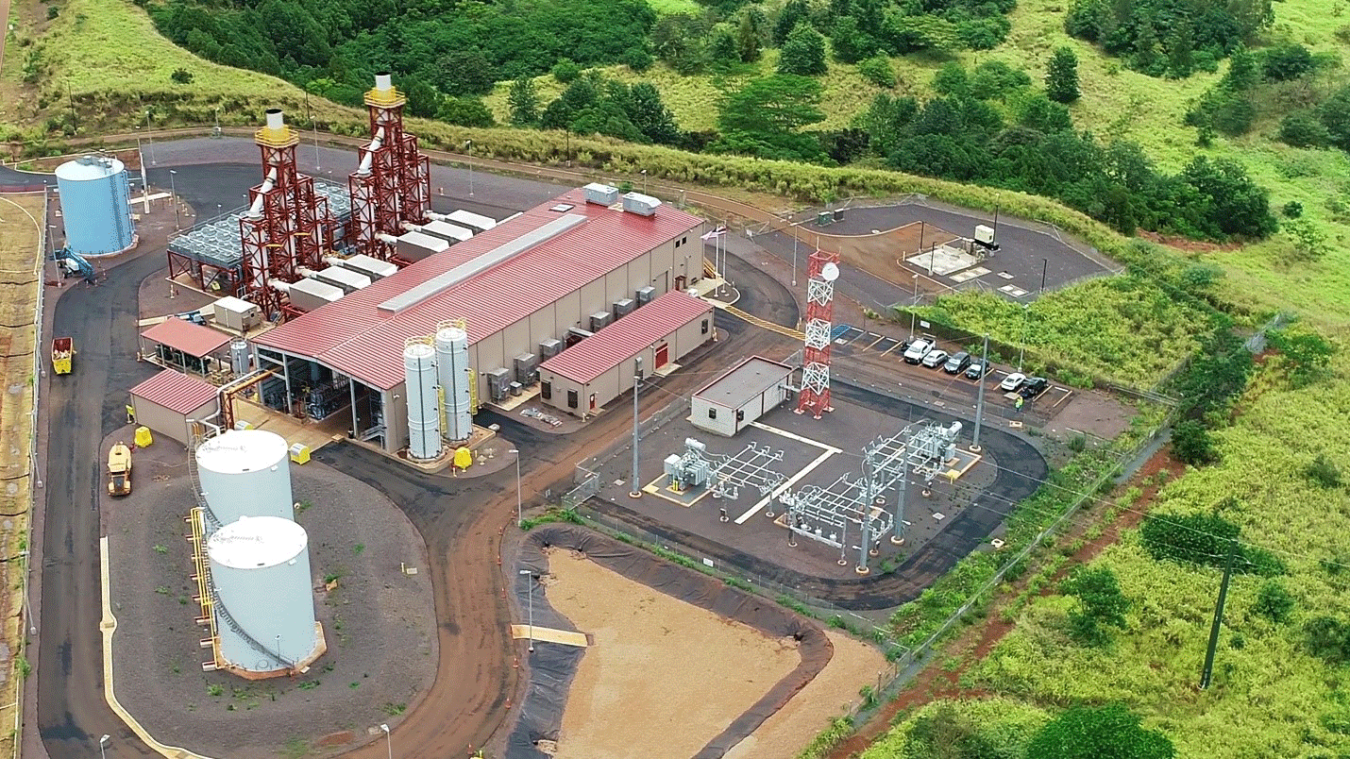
xmin=820 ymin=262 xmax=840 ymax=282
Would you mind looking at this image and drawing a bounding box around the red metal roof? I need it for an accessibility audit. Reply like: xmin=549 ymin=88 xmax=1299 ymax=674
xmin=141 ymin=318 xmax=232 ymax=357
xmin=541 ymin=291 xmax=712 ymax=384
xmin=129 ymin=370 xmax=219 ymax=415
xmin=253 ymin=189 xmax=703 ymax=390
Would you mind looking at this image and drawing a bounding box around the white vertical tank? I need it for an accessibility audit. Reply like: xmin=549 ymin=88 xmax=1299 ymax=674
xmin=207 ymin=516 xmax=319 ymax=673
xmin=404 ymin=336 xmax=442 ymax=460
xmin=195 ymin=429 xmax=293 ymax=525
xmin=435 ymin=323 xmax=473 ymax=442
xmin=229 ymin=339 xmax=250 ymax=376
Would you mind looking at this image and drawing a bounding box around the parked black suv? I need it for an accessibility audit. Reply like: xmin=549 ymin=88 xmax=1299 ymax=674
xmin=1019 ymin=377 xmax=1050 ymax=399
xmin=965 ymin=360 xmax=991 ymax=380
xmin=943 ymin=351 xmax=971 ymax=374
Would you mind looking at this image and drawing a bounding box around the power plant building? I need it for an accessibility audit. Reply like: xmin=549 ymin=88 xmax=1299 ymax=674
xmin=252 ymin=185 xmax=707 ymax=456
xmin=54 ymin=154 xmax=136 ymax=257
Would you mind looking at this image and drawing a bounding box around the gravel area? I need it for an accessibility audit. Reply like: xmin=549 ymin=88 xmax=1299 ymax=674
xmin=104 ymin=434 xmax=437 ymax=759
xmin=545 ymin=550 xmax=801 ymax=759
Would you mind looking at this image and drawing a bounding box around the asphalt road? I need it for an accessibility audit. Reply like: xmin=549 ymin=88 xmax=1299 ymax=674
xmin=39 ymin=251 xmax=162 ymax=758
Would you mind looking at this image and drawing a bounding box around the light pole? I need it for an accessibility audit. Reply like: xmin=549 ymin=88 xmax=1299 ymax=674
xmin=99 ymin=735 xmax=109 ymax=759
xmin=630 ymin=357 xmax=643 ymax=498
xmin=145 ymin=110 xmax=156 ymax=165
xmin=213 ymin=107 xmax=220 ymax=136
xmin=313 ymin=115 xmax=321 ymax=172
xmin=509 ymin=448 xmax=523 ymax=526
xmin=788 ymin=213 xmax=798 ymax=287
xmin=380 ymin=723 xmax=392 ymax=759
xmin=464 ymin=140 xmax=474 ymax=197
xmin=1018 ymin=303 xmax=1030 ymax=372
xmin=641 ymin=169 xmax=648 ymax=195
xmin=168 ymin=170 xmax=180 ymax=230
xmin=518 ymin=569 xmax=535 ymax=652
xmin=909 ymin=273 xmax=919 ymax=339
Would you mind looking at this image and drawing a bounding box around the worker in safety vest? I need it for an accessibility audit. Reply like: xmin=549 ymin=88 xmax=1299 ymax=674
xmin=1014 ymin=395 xmax=1024 ymax=413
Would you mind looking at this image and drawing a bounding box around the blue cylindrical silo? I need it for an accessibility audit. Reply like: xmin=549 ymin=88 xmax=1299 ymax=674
xmin=54 ymin=155 xmax=135 ymax=257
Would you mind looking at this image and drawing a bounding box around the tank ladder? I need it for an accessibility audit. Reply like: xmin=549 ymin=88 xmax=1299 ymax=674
xmin=186 ymin=422 xmax=222 ymax=532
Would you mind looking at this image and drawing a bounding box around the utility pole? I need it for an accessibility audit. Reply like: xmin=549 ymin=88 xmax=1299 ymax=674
xmin=790 ymin=214 xmax=798 ymax=287
xmin=1018 ymin=303 xmax=1029 ymax=372
xmin=1040 ymin=257 xmax=1048 ymax=295
xmin=971 ymin=334 xmax=988 ymax=452
xmin=858 ymin=454 xmax=874 ymax=574
xmin=1200 ymin=540 xmax=1237 ymax=690
xmin=629 ymin=356 xmax=643 ymax=498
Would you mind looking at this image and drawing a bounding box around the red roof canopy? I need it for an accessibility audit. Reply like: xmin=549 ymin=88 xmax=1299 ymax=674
xmin=541 ymin=291 xmax=712 ymax=384
xmin=129 ymin=370 xmax=219 ymax=415
xmin=253 ymin=188 xmax=703 ymax=389
xmin=141 ymin=318 xmax=232 ymax=357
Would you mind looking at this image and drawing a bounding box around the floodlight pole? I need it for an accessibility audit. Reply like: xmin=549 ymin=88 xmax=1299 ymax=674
xmin=380 ymin=723 xmax=392 ymax=759
xmin=1018 ymin=303 xmax=1029 ymax=372
xmin=168 ymin=170 xmax=180 ymax=230
xmin=971 ymin=334 xmax=988 ymax=452
xmin=1200 ymin=540 xmax=1237 ymax=689
xmin=789 ymin=214 xmax=798 ymax=287
xmin=509 ymin=448 xmax=522 ymax=526
xmin=629 ymin=357 xmax=643 ymax=498
xmin=99 ymin=735 xmax=109 ymax=759
xmin=464 ymin=140 xmax=474 ymax=197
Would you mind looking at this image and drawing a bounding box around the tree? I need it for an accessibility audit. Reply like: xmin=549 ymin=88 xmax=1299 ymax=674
xmin=1046 ymin=47 xmax=1080 ymax=103
xmin=1268 ymin=327 xmax=1334 ymax=385
xmin=903 ymin=703 xmax=1012 ymax=758
xmin=773 ymin=0 xmax=810 ymax=46
xmin=1179 ymin=156 xmax=1277 ymax=239
xmin=1254 ymin=580 xmax=1295 ymax=623
xmin=1060 ymin=567 xmax=1131 ymax=646
xmin=713 ymin=75 xmax=827 ymax=162
xmin=830 ymin=16 xmax=875 ymax=63
xmin=435 ymin=49 xmax=497 ymax=96
xmin=652 ymin=14 xmax=709 ymax=73
xmin=1223 ymin=47 xmax=1260 ymax=92
xmin=627 ymin=83 xmax=681 ymax=145
xmin=778 ymin=22 xmax=827 ymax=75
xmin=508 ymin=77 xmax=540 ymax=126
xmin=1319 ymin=85 xmax=1350 ymax=152
xmin=436 ymin=97 xmax=495 ymax=127
xmin=1025 ymin=704 xmax=1175 ymax=759
xmin=857 ymin=55 xmax=894 ymax=87
xmin=1262 ymin=44 xmax=1314 ymax=82
xmin=708 ymin=28 xmax=740 ymax=70
xmin=737 ymin=13 xmax=762 ymax=62
xmin=1279 ymin=111 xmax=1330 ymax=148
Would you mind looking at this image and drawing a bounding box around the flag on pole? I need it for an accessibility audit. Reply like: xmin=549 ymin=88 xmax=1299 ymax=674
xmin=700 ymin=225 xmax=728 ymax=241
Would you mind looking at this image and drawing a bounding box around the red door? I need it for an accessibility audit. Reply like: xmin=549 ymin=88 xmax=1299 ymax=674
xmin=674 ymin=275 xmax=686 ymax=292
xmin=655 ymin=343 xmax=670 ymax=369
xmin=589 ymin=393 xmax=597 ymax=411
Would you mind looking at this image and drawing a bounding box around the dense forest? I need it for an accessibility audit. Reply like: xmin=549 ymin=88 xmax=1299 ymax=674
xmin=148 ymin=0 xmax=1291 ymax=242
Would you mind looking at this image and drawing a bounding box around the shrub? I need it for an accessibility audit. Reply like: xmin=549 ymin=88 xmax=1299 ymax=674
xmin=1254 ymin=580 xmax=1295 ymax=624
xmin=1262 ymin=44 xmax=1315 ymax=82
xmin=1282 ymin=201 xmax=1303 ymax=218
xmin=1025 ymin=703 xmax=1175 ymax=759
xmin=1279 ymin=111 xmax=1330 ymax=148
xmin=47 ymin=5 xmax=59 ymax=19
xmin=1305 ymin=454 xmax=1342 ymax=489
xmin=552 ymin=59 xmax=581 ymax=83
xmin=623 ymin=46 xmax=653 ymax=72
xmin=1171 ymin=420 xmax=1217 ymax=466
xmin=1305 ymin=616 xmax=1350 ymax=664
xmin=1060 ymin=567 xmax=1131 ymax=646
xmin=170 ymin=68 xmax=194 ymax=84
xmin=857 ymin=56 xmax=895 ymax=88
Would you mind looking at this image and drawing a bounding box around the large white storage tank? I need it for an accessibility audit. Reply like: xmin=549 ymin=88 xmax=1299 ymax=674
xmin=207 ymin=516 xmax=321 ymax=674
xmin=195 ymin=429 xmax=294 ymax=526
xmin=404 ymin=337 xmax=442 ymax=460
xmin=55 ymin=154 xmax=135 ymax=257
xmin=435 ymin=323 xmax=472 ymax=442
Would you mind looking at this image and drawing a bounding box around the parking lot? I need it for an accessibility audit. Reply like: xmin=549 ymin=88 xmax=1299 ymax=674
xmin=830 ymin=324 xmax=1075 ymax=414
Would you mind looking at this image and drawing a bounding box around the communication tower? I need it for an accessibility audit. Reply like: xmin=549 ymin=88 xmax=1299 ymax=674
xmin=796 ymin=250 xmax=839 ymax=419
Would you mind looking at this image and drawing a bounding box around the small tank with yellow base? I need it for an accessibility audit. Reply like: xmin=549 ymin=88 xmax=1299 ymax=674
xmin=107 ymin=442 xmax=132 ymax=497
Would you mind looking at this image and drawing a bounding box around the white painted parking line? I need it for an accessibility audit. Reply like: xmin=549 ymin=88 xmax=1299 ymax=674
xmin=880 ymin=341 xmax=902 ymax=355
xmin=748 ymin=421 xmax=842 ymax=453
xmin=864 ymin=334 xmax=887 ymax=349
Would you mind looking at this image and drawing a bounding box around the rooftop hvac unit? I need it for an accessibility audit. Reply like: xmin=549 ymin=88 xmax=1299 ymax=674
xmin=636 ymin=286 xmax=656 ymax=305
xmin=613 ymin=299 xmax=635 ymax=319
xmin=486 ymin=368 xmax=512 ymax=403
xmin=539 ymin=338 xmax=563 ymax=358
xmin=509 ymin=381 xmax=523 ymax=397
xmin=833 ymin=208 xmax=844 ymax=222
xmin=514 ymin=354 xmax=539 ymax=385
xmin=621 ymin=192 xmax=661 ymax=217
xmin=590 ymin=312 xmax=612 ymax=331
xmin=288 ymin=278 xmax=344 ymax=313
xmin=584 ymin=183 xmax=620 ymax=206
xmin=421 ymin=220 xmax=474 ymax=244
xmin=213 ymin=296 xmax=262 ymax=331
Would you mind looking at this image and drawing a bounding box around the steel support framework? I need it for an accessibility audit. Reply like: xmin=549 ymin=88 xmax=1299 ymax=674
xmin=239 ymin=122 xmax=333 ymax=316
xmin=348 ymin=81 xmax=431 ymax=260
xmin=709 ymin=443 xmax=786 ymax=500
xmin=166 ymin=249 xmax=241 ymax=297
xmin=796 ymin=249 xmax=838 ymax=418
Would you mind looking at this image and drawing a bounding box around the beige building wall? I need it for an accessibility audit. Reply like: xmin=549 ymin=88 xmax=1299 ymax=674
xmin=129 ymin=396 xmax=217 ymax=445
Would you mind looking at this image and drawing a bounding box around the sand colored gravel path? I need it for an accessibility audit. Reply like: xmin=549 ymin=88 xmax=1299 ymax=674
xmin=723 ymin=631 xmax=887 ymax=759
xmin=546 ymin=551 xmax=801 ymax=759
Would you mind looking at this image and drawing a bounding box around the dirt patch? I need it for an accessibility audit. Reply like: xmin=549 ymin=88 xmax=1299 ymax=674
xmin=724 ymin=631 xmax=887 ymax=759
xmin=825 ymin=444 xmax=1182 ymax=759
xmin=545 ymin=550 xmax=801 ymax=759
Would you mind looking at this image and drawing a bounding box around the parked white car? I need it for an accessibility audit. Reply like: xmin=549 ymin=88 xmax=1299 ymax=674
xmin=921 ymin=349 xmax=949 ymax=368
xmin=902 ymin=338 xmax=934 ymax=364
xmin=1000 ymin=372 xmax=1027 ymax=392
